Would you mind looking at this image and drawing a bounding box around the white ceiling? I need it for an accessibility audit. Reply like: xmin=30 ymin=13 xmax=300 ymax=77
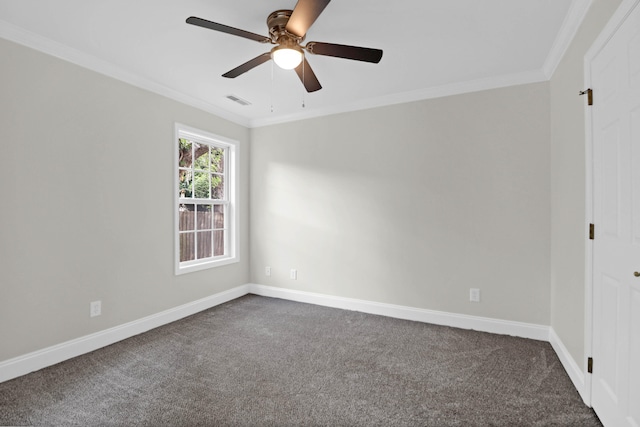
xmin=0 ymin=0 xmax=587 ymax=127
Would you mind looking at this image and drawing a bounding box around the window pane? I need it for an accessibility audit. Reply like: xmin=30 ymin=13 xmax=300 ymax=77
xmin=194 ymin=144 xmax=209 ymax=170
xmin=211 ymin=148 xmax=224 ymax=173
xmin=179 ymin=205 xmax=195 ymax=231
xmin=214 ymin=204 xmax=225 ymax=229
xmin=178 ymin=139 xmax=192 ymax=168
xmin=180 ymin=232 xmax=195 ymax=262
xmin=179 ymin=170 xmax=192 ymax=198
xmin=212 ymin=176 xmax=224 ymax=200
xmin=213 ymin=230 xmax=225 ymax=257
xmin=176 ymin=125 xmax=237 ymax=273
xmin=197 ymin=205 xmax=212 ymax=230
xmin=197 ymin=231 xmax=213 ymax=259
xmin=193 ymin=172 xmax=210 ymax=198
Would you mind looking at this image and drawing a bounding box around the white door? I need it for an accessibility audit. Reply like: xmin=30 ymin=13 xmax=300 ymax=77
xmin=590 ymin=2 xmax=640 ymax=426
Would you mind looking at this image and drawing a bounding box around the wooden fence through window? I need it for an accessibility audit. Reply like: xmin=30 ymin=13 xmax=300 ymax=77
xmin=179 ymin=207 xmax=224 ymax=262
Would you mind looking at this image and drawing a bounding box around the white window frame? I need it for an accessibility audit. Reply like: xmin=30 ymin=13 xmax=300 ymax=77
xmin=174 ymin=123 xmax=239 ymax=275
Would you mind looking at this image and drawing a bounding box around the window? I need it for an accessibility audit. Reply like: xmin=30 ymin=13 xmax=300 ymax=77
xmin=175 ymin=124 xmax=239 ymax=275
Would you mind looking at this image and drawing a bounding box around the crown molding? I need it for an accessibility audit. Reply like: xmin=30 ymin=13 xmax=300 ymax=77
xmin=250 ymin=68 xmax=548 ymax=128
xmin=2 ymin=0 xmax=587 ymax=131
xmin=0 ymin=19 xmax=251 ymax=128
xmin=542 ymin=0 xmax=594 ymax=78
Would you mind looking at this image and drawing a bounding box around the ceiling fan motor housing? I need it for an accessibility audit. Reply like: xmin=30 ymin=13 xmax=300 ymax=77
xmin=267 ymin=10 xmax=304 ymax=44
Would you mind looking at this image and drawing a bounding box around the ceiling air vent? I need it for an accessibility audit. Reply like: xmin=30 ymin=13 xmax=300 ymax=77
xmin=226 ymin=95 xmax=251 ymax=106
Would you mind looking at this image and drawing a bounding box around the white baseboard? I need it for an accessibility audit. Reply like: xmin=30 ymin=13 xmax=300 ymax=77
xmin=250 ymin=285 xmax=594 ymax=401
xmin=0 ymin=284 xmax=250 ymax=384
xmin=248 ymin=284 xmax=550 ymax=341
xmin=1 ymin=281 xmax=587 ymax=407
xmin=549 ymin=327 xmax=589 ymax=404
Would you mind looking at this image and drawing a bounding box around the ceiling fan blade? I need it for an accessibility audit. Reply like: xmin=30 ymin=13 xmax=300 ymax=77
xmin=186 ymin=17 xmax=271 ymax=43
xmin=306 ymin=42 xmax=383 ymax=63
xmin=222 ymin=53 xmax=272 ymax=78
xmin=294 ymin=58 xmax=322 ymax=92
xmin=285 ymin=0 xmax=331 ymax=38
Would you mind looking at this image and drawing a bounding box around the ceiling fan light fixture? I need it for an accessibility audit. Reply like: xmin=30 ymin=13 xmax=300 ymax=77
xmin=271 ymin=45 xmax=303 ymax=70
xmin=186 ymin=0 xmax=383 ymax=92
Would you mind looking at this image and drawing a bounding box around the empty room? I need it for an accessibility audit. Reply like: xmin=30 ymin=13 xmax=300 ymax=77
xmin=1 ymin=0 xmax=638 ymax=425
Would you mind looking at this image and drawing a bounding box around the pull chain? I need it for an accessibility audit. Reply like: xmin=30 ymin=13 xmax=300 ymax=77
xmin=270 ymin=61 xmax=274 ymax=113
xmin=302 ymin=57 xmax=306 ymax=108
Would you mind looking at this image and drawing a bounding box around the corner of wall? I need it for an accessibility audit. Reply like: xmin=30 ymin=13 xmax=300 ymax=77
xmin=549 ymin=327 xmax=590 ymax=405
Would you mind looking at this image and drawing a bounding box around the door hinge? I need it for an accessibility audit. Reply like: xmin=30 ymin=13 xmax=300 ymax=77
xmin=589 ymin=223 xmax=595 ymax=240
xmin=588 ymin=357 xmax=593 ymax=374
xmin=579 ymin=88 xmax=593 ymax=106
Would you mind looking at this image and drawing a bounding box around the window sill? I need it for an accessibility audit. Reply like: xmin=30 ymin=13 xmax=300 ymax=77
xmin=175 ymin=256 xmax=239 ymax=276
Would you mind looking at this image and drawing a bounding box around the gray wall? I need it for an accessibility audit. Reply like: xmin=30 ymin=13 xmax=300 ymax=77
xmin=549 ymin=0 xmax=622 ymax=369
xmin=250 ymin=83 xmax=551 ymax=325
xmin=0 ymin=0 xmax=625 ymax=371
xmin=0 ymin=38 xmax=250 ymax=361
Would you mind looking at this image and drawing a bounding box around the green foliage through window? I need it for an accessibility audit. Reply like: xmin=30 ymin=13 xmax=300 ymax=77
xmin=178 ymin=138 xmax=225 ymax=200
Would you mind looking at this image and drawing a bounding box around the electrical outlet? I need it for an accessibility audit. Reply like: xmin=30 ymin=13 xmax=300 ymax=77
xmin=265 ymin=266 xmax=271 ymax=277
xmin=290 ymin=269 xmax=297 ymax=280
xmin=469 ymin=288 xmax=480 ymax=302
xmin=90 ymin=300 xmax=102 ymax=317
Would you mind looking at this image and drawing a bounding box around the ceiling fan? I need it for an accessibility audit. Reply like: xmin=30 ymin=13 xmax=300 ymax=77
xmin=186 ymin=0 xmax=383 ymax=92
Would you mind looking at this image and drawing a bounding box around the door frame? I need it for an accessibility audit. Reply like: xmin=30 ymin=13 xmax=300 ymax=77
xmin=584 ymin=0 xmax=640 ymax=407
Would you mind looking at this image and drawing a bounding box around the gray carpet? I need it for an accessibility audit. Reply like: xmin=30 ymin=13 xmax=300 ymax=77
xmin=0 ymin=294 xmax=601 ymax=426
